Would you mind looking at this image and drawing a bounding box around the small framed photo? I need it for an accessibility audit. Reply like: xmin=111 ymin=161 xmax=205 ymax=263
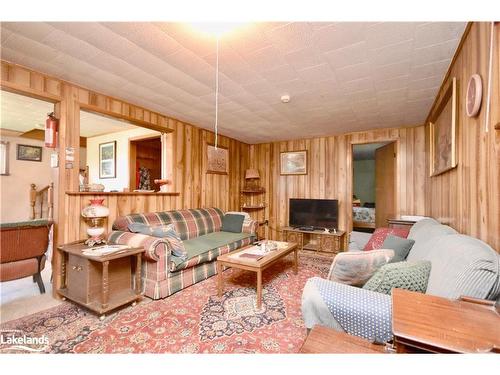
xmin=280 ymin=150 xmax=307 ymax=175
xmin=17 ymin=144 xmax=42 ymax=162
xmin=99 ymin=141 xmax=116 ymax=179
xmin=207 ymin=143 xmax=228 ymax=175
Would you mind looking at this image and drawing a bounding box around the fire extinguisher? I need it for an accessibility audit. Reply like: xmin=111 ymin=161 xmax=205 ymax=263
xmin=45 ymin=112 xmax=58 ymax=148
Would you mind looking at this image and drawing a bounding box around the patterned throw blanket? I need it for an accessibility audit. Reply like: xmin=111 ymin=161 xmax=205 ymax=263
xmin=311 ymin=277 xmax=393 ymax=343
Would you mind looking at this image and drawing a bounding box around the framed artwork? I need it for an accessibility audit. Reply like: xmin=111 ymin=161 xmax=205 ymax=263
xmin=429 ymin=77 xmax=457 ymax=177
xmin=16 ymin=144 xmax=42 ymax=162
xmin=207 ymin=144 xmax=228 ymax=175
xmin=99 ymin=141 xmax=116 ymax=179
xmin=280 ymin=150 xmax=307 ymax=175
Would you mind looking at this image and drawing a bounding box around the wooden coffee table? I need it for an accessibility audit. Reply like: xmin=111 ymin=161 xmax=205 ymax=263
xmin=216 ymin=242 xmax=298 ymax=309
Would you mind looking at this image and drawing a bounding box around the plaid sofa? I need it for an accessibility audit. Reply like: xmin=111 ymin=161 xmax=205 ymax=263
xmin=108 ymin=207 xmax=257 ymax=299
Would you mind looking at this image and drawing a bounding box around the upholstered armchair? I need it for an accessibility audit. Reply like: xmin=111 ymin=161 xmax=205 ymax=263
xmin=0 ymin=219 xmax=53 ymax=294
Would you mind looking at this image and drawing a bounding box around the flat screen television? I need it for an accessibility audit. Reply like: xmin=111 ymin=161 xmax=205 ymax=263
xmin=289 ymin=198 xmax=338 ymax=230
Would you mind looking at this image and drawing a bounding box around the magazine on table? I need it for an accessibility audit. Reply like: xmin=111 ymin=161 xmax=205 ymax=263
xmin=82 ymin=244 xmax=131 ymax=257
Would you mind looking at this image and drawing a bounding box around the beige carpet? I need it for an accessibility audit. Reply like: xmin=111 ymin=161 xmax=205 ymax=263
xmin=0 ymin=263 xmax=62 ymax=323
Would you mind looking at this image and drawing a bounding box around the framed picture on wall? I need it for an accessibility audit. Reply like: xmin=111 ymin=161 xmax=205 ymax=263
xmin=16 ymin=144 xmax=42 ymax=162
xmin=206 ymin=143 xmax=228 ymax=175
xmin=99 ymin=141 xmax=116 ymax=179
xmin=429 ymin=77 xmax=458 ymax=177
xmin=280 ymin=150 xmax=307 ymax=175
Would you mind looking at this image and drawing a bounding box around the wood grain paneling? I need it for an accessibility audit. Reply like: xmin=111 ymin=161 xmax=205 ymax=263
xmin=246 ymin=126 xmax=427 ymax=240
xmin=1 ymin=60 xmax=250 ymax=294
xmin=424 ymin=22 xmax=500 ymax=251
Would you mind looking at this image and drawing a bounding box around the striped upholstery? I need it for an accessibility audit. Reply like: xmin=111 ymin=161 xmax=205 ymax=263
xmin=109 ymin=207 xmax=257 ymax=299
xmin=108 ymin=231 xmax=170 ymax=262
xmin=302 ymin=220 xmax=500 ymax=340
xmin=408 ymin=233 xmax=500 ymax=300
xmin=170 ymin=237 xmax=253 ymax=272
xmin=113 ymin=208 xmax=224 ymax=241
xmin=242 ymin=218 xmax=258 ymax=235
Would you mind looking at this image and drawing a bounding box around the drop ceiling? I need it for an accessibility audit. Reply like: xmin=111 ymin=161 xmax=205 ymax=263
xmin=0 ymin=90 xmax=136 ymax=137
xmin=0 ymin=22 xmax=466 ymax=143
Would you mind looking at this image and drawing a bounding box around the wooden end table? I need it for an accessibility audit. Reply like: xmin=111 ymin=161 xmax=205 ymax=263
xmin=300 ymin=325 xmax=388 ymax=353
xmin=392 ymin=288 xmax=500 ymax=353
xmin=57 ymin=241 xmax=144 ymax=320
xmin=216 ymin=242 xmax=298 ymax=309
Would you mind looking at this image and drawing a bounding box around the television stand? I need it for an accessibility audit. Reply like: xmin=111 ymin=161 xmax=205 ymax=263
xmin=295 ymin=226 xmax=315 ymax=231
xmin=282 ymin=227 xmax=347 ymax=254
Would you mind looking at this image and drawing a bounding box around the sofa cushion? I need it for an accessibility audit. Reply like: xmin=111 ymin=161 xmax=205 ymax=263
xmin=170 ymin=232 xmax=253 ymax=271
xmin=364 ymin=227 xmax=409 ymax=251
xmin=408 ymin=234 xmax=500 ymax=300
xmin=363 ymin=260 xmax=431 ymax=295
xmin=114 ymin=208 xmax=224 ymax=240
xmin=327 ymin=249 xmax=394 ymax=286
xmin=153 ymin=224 xmax=187 ymax=260
xmin=128 ymin=222 xmax=153 ymax=235
xmin=221 ymin=214 xmax=245 ymax=233
xmin=406 ymin=224 xmax=458 ymax=262
xmin=382 ymin=235 xmax=415 ymax=263
xmin=407 ymin=218 xmax=441 ymax=242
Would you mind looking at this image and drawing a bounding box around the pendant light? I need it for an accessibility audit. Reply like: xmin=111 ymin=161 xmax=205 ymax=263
xmin=214 ymin=36 xmax=220 ymax=149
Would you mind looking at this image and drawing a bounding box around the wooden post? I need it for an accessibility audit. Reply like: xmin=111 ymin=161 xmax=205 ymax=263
xmin=30 ymin=183 xmax=36 ymax=219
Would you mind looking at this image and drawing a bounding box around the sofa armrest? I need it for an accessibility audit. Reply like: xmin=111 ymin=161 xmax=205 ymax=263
xmin=302 ymin=277 xmax=393 ymax=342
xmin=107 ymin=231 xmax=171 ymax=262
xmin=349 ymin=231 xmax=372 ymax=250
xmin=242 ymin=219 xmax=258 ymax=236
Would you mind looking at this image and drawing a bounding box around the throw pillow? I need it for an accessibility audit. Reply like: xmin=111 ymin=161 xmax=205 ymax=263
xmin=128 ymin=222 xmax=187 ymax=259
xmin=221 ymin=214 xmax=245 ymax=233
xmin=128 ymin=222 xmax=153 ymax=236
xmin=364 ymin=227 xmax=410 ymax=251
xmin=363 ymin=260 xmax=431 ymax=295
xmin=327 ymin=249 xmax=395 ymax=286
xmin=382 ymin=235 xmax=415 ymax=263
xmin=151 ymin=224 xmax=187 ymax=260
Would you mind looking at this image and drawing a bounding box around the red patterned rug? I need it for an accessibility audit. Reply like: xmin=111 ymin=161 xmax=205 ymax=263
xmin=0 ymin=253 xmax=330 ymax=353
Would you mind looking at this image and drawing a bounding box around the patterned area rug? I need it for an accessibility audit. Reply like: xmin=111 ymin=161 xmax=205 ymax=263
xmin=0 ymin=253 xmax=330 ymax=353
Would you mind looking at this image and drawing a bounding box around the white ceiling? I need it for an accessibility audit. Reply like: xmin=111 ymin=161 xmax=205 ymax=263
xmin=0 ymin=90 xmax=54 ymax=132
xmin=0 ymin=22 xmax=466 ymax=143
xmin=0 ymin=90 xmax=136 ymax=137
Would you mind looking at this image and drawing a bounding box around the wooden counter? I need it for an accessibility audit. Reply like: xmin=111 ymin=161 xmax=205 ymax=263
xmin=64 ymin=191 xmax=181 ymax=243
xmin=66 ymin=191 xmax=180 ymax=196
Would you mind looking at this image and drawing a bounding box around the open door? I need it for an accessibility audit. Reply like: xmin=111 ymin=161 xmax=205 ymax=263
xmin=375 ymin=142 xmax=396 ymax=227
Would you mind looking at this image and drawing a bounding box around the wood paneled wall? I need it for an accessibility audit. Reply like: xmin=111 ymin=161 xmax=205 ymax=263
xmin=1 ymin=60 xmax=248 ymax=240
xmin=65 ymin=193 xmax=180 ymax=241
xmin=424 ymin=22 xmax=500 ymax=251
xmin=246 ymin=126 xmax=427 ymax=240
xmin=1 ymin=60 xmax=249 ymax=292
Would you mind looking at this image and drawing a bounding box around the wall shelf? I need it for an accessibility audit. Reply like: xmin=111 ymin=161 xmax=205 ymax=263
xmin=241 ymin=205 xmax=266 ymax=210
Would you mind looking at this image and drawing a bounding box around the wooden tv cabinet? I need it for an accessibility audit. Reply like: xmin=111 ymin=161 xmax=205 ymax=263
xmin=282 ymin=227 xmax=347 ymax=254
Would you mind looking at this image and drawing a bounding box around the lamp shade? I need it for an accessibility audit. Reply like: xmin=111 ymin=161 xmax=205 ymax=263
xmin=245 ymin=169 xmax=260 ymax=179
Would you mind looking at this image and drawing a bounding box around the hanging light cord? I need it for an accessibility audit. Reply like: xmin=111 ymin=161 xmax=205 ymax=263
xmin=214 ymin=36 xmax=219 ymax=149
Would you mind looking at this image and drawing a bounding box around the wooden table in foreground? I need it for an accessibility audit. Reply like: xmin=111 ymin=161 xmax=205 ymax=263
xmin=392 ymin=288 xmax=500 ymax=353
xmin=216 ymin=242 xmax=298 ymax=309
xmin=300 ymin=325 xmax=387 ymax=354
xmin=57 ymin=241 xmax=144 ymax=319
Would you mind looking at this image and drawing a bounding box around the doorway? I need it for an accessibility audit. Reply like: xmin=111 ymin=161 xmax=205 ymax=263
xmin=352 ymin=142 xmax=396 ymax=232
xmin=129 ymin=136 xmax=162 ymax=191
